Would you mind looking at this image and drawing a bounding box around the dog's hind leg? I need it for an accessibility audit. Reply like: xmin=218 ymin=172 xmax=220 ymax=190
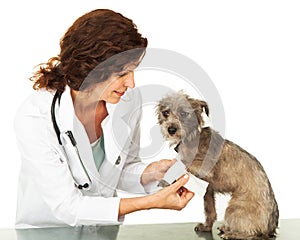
xmin=220 ymin=199 xmax=271 ymax=240
xmin=194 ymin=184 xmax=216 ymax=233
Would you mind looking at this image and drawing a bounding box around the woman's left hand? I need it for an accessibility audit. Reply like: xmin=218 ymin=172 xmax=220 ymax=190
xmin=141 ymin=159 xmax=176 ymax=186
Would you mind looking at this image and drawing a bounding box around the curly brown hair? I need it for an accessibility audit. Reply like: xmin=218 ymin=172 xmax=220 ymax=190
xmin=30 ymin=9 xmax=148 ymax=91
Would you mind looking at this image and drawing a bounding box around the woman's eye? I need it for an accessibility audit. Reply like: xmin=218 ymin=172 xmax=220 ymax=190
xmin=180 ymin=111 xmax=189 ymax=118
xmin=118 ymin=72 xmax=128 ymax=77
xmin=162 ymin=110 xmax=169 ymax=118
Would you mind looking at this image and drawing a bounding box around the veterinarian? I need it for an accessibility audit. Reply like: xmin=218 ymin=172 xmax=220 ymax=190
xmin=14 ymin=9 xmax=194 ymax=228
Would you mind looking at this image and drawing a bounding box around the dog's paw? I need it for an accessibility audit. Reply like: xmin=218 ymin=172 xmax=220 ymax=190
xmin=194 ymin=223 xmax=212 ymax=232
xmin=219 ymin=231 xmax=256 ymax=240
xmin=218 ymin=232 xmax=231 ymax=240
xmin=219 ymin=232 xmax=241 ymax=240
xmin=157 ymin=180 xmax=170 ymax=188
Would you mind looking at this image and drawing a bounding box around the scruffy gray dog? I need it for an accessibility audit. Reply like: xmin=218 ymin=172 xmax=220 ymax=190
xmin=156 ymin=91 xmax=279 ymax=240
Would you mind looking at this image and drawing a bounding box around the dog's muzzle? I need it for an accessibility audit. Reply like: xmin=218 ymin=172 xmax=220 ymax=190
xmin=168 ymin=126 xmax=177 ymax=135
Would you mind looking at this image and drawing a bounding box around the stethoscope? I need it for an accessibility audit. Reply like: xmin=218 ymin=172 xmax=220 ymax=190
xmin=51 ymin=91 xmax=92 ymax=190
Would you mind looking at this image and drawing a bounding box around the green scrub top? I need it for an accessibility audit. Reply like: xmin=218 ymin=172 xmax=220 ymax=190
xmin=91 ymin=135 xmax=105 ymax=171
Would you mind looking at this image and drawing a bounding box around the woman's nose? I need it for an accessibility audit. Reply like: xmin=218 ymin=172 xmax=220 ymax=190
xmin=124 ymin=72 xmax=135 ymax=88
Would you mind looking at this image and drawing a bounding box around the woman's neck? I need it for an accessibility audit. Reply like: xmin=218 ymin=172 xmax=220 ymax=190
xmin=70 ymin=89 xmax=108 ymax=143
xmin=70 ymin=89 xmax=99 ymax=113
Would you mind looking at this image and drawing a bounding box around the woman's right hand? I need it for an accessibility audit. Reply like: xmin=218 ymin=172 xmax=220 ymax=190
xmin=150 ymin=174 xmax=194 ymax=210
xmin=119 ymin=174 xmax=194 ymax=216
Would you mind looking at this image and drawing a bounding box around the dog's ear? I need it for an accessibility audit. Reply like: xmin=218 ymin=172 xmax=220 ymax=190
xmin=191 ymin=99 xmax=209 ymax=116
xmin=190 ymin=99 xmax=210 ymax=128
xmin=199 ymin=100 xmax=209 ymax=116
xmin=155 ymin=103 xmax=163 ymax=120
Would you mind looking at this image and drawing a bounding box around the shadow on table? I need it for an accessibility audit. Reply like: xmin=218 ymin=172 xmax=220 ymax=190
xmin=14 ymin=220 xmax=300 ymax=240
xmin=16 ymin=225 xmax=120 ymax=240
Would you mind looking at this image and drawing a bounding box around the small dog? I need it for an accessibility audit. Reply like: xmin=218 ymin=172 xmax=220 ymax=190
xmin=156 ymin=91 xmax=279 ymax=240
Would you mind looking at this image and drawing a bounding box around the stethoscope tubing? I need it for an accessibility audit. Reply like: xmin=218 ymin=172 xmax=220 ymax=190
xmin=51 ymin=90 xmax=92 ymax=190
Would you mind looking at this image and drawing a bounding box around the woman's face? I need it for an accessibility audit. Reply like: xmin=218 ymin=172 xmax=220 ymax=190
xmin=94 ymin=64 xmax=137 ymax=104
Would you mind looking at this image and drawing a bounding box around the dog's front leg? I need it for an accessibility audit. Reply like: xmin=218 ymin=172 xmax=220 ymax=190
xmin=194 ymin=184 xmax=216 ymax=233
xmin=186 ymin=159 xmax=202 ymax=177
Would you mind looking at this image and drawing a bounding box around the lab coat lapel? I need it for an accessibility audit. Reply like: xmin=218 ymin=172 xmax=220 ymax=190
xmin=96 ymin=102 xmax=132 ymax=194
xmin=57 ymin=88 xmax=101 ymax=182
xmin=102 ymin=102 xmax=132 ymax=166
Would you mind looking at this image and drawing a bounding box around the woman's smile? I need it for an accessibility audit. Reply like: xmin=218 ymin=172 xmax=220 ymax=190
xmin=114 ymin=90 xmax=125 ymax=97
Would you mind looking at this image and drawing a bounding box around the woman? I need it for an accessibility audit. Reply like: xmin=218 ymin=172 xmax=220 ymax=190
xmin=14 ymin=9 xmax=194 ymax=228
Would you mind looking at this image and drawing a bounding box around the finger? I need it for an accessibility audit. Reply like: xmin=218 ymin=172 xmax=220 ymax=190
xmin=183 ymin=191 xmax=195 ymax=202
xmin=178 ymin=187 xmax=194 ymax=199
xmin=160 ymin=159 xmax=176 ymax=167
xmin=176 ymin=186 xmax=192 ymax=196
xmin=170 ymin=174 xmax=189 ymax=190
xmin=158 ymin=159 xmax=176 ymax=172
xmin=155 ymin=172 xmax=165 ymax=181
xmin=170 ymin=158 xmax=177 ymax=164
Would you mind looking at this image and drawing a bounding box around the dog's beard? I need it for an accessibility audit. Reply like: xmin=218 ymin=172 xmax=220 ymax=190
xmin=161 ymin=123 xmax=199 ymax=147
xmin=161 ymin=128 xmax=181 ymax=147
xmin=159 ymin=122 xmax=180 ymax=147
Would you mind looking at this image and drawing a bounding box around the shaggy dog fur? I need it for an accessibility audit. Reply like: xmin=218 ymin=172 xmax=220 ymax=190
xmin=156 ymin=91 xmax=279 ymax=240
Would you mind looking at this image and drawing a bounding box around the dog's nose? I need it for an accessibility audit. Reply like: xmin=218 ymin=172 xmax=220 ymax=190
xmin=168 ymin=126 xmax=177 ymax=135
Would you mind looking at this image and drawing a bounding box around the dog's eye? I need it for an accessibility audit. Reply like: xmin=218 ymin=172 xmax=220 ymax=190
xmin=162 ymin=110 xmax=169 ymax=118
xmin=180 ymin=111 xmax=189 ymax=118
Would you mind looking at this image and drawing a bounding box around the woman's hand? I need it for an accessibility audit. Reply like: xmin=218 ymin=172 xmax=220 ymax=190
xmin=119 ymin=174 xmax=194 ymax=216
xmin=150 ymin=174 xmax=195 ymax=210
xmin=141 ymin=159 xmax=176 ymax=186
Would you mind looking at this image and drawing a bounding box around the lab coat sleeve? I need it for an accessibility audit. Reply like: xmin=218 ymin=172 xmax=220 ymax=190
xmin=14 ymin=109 xmax=121 ymax=227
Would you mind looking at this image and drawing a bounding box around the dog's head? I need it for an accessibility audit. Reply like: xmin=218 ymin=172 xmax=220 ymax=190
xmin=156 ymin=91 xmax=209 ymax=146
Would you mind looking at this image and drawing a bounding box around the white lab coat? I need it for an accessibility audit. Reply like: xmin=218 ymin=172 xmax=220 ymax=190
xmin=14 ymin=87 xmax=153 ymax=228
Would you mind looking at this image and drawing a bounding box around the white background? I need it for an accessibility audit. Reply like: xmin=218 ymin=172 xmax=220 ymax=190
xmin=0 ymin=0 xmax=300 ymax=228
